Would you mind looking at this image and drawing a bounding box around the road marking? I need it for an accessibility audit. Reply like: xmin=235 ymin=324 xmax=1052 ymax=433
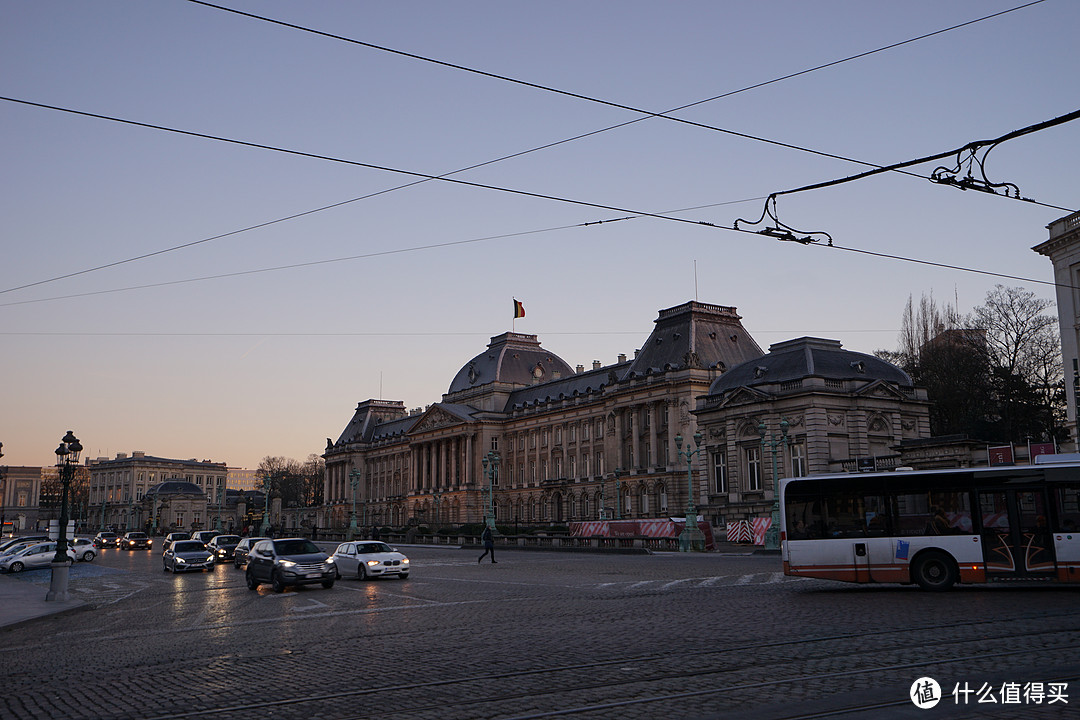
xmin=293 ymin=598 xmax=330 ymax=611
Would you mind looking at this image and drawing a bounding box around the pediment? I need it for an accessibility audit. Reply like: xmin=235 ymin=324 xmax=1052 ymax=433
xmin=410 ymin=406 xmax=467 ymax=434
xmin=716 ymin=386 xmax=772 ymax=408
xmin=852 ymin=380 xmax=908 ymax=401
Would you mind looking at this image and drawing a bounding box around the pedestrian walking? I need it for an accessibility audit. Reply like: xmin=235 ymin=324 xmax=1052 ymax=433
xmin=478 ymin=525 xmax=496 ymax=564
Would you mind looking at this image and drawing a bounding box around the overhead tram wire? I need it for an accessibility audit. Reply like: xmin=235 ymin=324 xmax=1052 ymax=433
xmin=3 ymin=190 xmax=1077 ymax=310
xmin=187 ymin=0 xmax=1049 ymax=178
xmin=1 ymin=2 xmax=1045 ymax=295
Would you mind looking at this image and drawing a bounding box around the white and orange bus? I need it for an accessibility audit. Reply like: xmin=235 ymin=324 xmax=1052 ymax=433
xmin=780 ymin=458 xmax=1080 ymax=590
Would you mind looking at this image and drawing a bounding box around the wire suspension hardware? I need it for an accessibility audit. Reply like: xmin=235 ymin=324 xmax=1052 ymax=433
xmin=734 ymin=195 xmax=833 ymax=246
xmin=930 ymin=140 xmax=1021 ymax=198
xmin=737 ymin=108 xmax=1080 ymax=246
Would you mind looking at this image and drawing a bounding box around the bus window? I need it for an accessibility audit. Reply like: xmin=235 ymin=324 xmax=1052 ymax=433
xmin=1056 ymin=487 xmax=1080 ymax=532
xmin=786 ymin=498 xmax=824 ymax=539
xmin=823 ymin=492 xmax=885 ymax=538
xmin=894 ymin=490 xmax=973 ymax=535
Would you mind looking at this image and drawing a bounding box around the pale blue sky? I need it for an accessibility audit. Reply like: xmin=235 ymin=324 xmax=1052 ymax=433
xmin=2 ymin=1 xmax=1077 ymax=468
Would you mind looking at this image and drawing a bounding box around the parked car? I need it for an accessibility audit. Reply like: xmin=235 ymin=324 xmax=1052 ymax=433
xmin=162 ymin=540 xmax=217 ymax=573
xmin=245 ymin=538 xmax=335 ymax=592
xmin=70 ymin=537 xmax=97 ymax=562
xmin=0 ymin=542 xmax=77 ymax=572
xmin=161 ymin=532 xmax=189 ymax=553
xmin=191 ymin=530 xmax=221 ymax=545
xmin=332 ymin=541 xmax=410 ymax=580
xmin=120 ymin=531 xmax=152 ymax=550
xmin=207 ymin=535 xmax=241 ymax=563
xmin=232 ymin=537 xmax=269 ymax=569
xmin=0 ymin=536 xmax=48 ymax=555
xmin=94 ymin=531 xmax=119 ymax=548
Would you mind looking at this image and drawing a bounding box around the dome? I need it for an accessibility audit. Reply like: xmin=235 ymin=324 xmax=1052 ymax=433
xmin=144 ymin=480 xmax=206 ymax=498
xmin=448 ymin=332 xmax=574 ymax=395
xmin=708 ymin=337 xmax=912 ymax=395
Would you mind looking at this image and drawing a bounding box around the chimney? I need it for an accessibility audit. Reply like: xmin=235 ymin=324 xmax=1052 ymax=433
xmin=576 ymin=365 xmax=584 ymax=374
xmin=618 ymin=354 xmax=627 ymax=363
xmin=592 ymin=360 xmax=601 ymax=370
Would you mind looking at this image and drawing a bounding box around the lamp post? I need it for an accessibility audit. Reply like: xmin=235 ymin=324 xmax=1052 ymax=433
xmin=614 ymin=468 xmax=628 ymax=520
xmin=260 ymin=475 xmax=272 ymax=536
xmin=47 ymin=430 xmax=81 ymax=602
xmin=481 ymin=451 xmax=499 ymax=529
xmin=674 ymin=431 xmax=706 ymax=552
xmin=758 ymin=419 xmax=790 ymax=551
xmin=215 ymin=487 xmax=223 ymax=531
xmin=0 ymin=442 xmax=6 ymax=534
xmin=348 ymin=468 xmax=360 ymax=540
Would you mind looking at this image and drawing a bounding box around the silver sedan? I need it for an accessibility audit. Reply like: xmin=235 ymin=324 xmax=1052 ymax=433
xmin=162 ymin=540 xmax=216 ymax=573
xmin=331 ymin=541 xmax=409 ymax=580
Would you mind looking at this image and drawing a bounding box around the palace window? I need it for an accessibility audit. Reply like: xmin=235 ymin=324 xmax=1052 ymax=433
xmin=790 ymin=442 xmax=807 ymax=478
xmin=746 ymin=447 xmax=762 ymax=491
xmin=713 ymin=452 xmax=728 ymax=493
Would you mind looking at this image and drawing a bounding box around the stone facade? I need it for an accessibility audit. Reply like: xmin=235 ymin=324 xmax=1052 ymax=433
xmin=88 ymin=452 xmax=226 ymax=531
xmin=323 ymin=302 xmax=767 ymax=530
xmin=1033 ymin=209 xmax=1080 ymax=449
xmin=692 ymin=337 xmax=931 ymax=525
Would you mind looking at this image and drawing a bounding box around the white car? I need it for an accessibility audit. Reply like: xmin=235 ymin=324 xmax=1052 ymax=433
xmin=70 ymin=537 xmax=98 ymax=562
xmin=0 ymin=541 xmax=77 ymax=572
xmin=331 ymin=541 xmax=409 ymax=580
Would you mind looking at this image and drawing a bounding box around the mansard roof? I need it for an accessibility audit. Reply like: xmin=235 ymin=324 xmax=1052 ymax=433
xmin=707 ymin=337 xmax=912 ymax=395
xmin=505 ymin=361 xmax=630 ymax=410
xmin=447 ymin=332 xmax=575 ymax=395
xmin=145 ymin=480 xmax=205 ymax=497
xmin=624 ymin=302 xmax=765 ymax=377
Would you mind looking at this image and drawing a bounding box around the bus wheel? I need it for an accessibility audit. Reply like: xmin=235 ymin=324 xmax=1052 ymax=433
xmin=912 ymin=551 xmax=957 ymax=591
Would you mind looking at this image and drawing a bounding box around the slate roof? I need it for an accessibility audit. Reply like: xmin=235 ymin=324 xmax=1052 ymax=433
xmin=707 ymin=337 xmax=912 ymax=395
xmin=144 ymin=480 xmax=205 ymax=497
xmin=624 ymin=301 xmax=765 ymax=377
xmin=447 ymin=332 xmax=575 ymax=395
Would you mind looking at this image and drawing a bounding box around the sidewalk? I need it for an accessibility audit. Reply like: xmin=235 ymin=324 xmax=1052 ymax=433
xmin=0 ymin=572 xmax=88 ymax=629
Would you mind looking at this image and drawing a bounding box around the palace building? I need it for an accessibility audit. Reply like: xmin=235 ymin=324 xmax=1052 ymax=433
xmin=322 ymin=300 xmax=927 ymax=531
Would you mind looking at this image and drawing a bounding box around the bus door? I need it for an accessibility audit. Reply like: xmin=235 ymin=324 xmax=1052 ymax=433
xmin=978 ymin=488 xmax=1056 ymax=580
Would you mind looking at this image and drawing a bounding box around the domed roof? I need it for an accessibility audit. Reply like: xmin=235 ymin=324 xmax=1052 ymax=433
xmin=145 ymin=480 xmax=206 ymax=497
xmin=708 ymin=337 xmax=912 ymax=395
xmin=448 ymin=332 xmax=574 ymax=395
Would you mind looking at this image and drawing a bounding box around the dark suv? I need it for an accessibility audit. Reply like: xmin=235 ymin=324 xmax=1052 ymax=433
xmin=245 ymin=538 xmax=336 ymax=593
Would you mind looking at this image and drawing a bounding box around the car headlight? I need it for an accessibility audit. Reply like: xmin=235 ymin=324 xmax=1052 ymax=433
xmin=366 ymin=560 xmax=380 ymax=567
xmin=175 ymin=557 xmax=187 ymax=564
xmin=401 ymin=558 xmax=410 ymax=564
xmin=278 ymin=560 xmax=297 ymax=569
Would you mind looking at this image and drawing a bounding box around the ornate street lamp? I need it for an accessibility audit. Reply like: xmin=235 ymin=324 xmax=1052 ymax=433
xmin=47 ymin=430 xmax=81 ymax=602
xmin=481 ymin=451 xmax=499 ymax=529
xmin=614 ymin=468 xmax=629 ymax=520
xmin=348 ymin=468 xmax=361 ymax=540
xmin=759 ymin=419 xmax=790 ymax=551
xmin=674 ymin=431 xmax=706 ymax=552
xmin=0 ymin=442 xmax=6 ymax=535
xmin=260 ymin=475 xmax=272 ymax=536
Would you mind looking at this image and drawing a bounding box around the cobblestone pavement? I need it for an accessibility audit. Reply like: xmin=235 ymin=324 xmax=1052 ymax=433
xmin=2 ymin=545 xmax=1079 ymax=719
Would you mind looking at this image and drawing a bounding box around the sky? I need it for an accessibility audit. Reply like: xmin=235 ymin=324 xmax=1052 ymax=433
xmin=2 ymin=0 xmax=1078 ymax=470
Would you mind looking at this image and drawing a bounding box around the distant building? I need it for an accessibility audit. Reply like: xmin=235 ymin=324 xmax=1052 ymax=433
xmin=1033 ymin=208 xmax=1080 ymax=450
xmin=228 ymin=467 xmax=259 ymax=491
xmin=0 ymin=466 xmax=45 ymax=532
xmin=87 ymin=452 xmax=226 ymax=531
